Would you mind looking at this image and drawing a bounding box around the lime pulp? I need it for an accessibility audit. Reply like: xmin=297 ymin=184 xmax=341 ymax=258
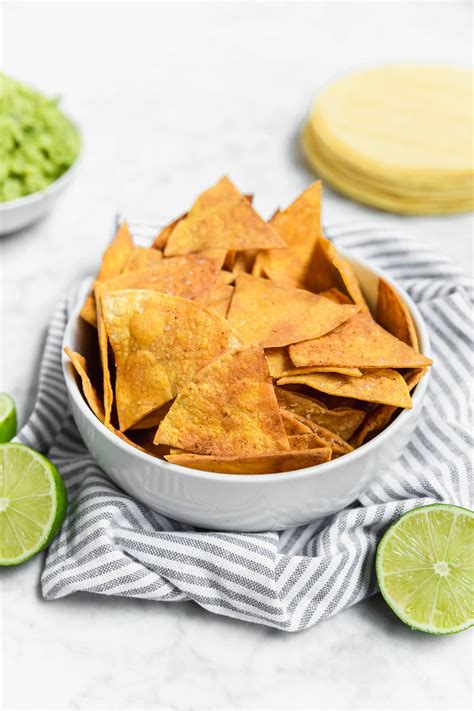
xmin=0 ymin=393 xmax=17 ymax=443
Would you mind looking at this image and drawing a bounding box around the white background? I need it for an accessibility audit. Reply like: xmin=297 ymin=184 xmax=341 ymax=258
xmin=1 ymin=2 xmax=472 ymax=709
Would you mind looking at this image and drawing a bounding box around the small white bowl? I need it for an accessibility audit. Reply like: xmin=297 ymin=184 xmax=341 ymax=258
xmin=0 ymin=154 xmax=80 ymax=236
xmin=62 ymin=253 xmax=431 ymax=531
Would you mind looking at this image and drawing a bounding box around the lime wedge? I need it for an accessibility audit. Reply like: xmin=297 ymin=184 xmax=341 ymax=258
xmin=376 ymin=504 xmax=474 ymax=634
xmin=0 ymin=393 xmax=17 ymax=443
xmin=0 ymin=443 xmax=68 ymax=566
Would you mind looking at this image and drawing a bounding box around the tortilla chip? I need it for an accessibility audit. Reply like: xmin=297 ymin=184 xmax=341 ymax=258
xmin=101 ymin=290 xmax=243 ymax=431
xmin=165 ymin=448 xmax=332 ymax=474
xmin=219 ymin=270 xmax=235 ymax=285
xmin=377 ymin=278 xmax=419 ymax=350
xmin=205 ymin=283 xmax=235 ymax=318
xmin=227 ymin=274 xmax=360 ymax=348
xmin=94 ymin=283 xmax=115 ymax=427
xmin=287 ymin=434 xmax=331 ymax=450
xmin=152 ymin=213 xmax=187 ymax=251
xmin=289 ymin=311 xmax=432 ymax=369
xmin=164 ymin=177 xmax=285 ymax=256
xmin=257 ymin=181 xmax=323 ymax=289
xmin=155 ymin=346 xmax=290 ymax=456
xmin=312 ymin=236 xmax=368 ymax=309
xmin=122 ymin=247 xmax=163 ymax=273
xmin=265 ymin=345 xmax=362 ymax=379
xmin=282 ymin=412 xmax=353 ymax=456
xmin=80 ymin=223 xmax=135 ymax=326
xmin=233 ymin=250 xmax=258 ymax=275
xmin=64 ymin=348 xmax=105 ymax=422
xmin=274 ymin=386 xmax=365 ymax=440
xmin=280 ymin=408 xmax=313 ymax=435
xmin=129 ymin=402 xmax=172 ymax=430
xmin=319 ymin=288 xmax=352 ymax=305
xmin=277 ymin=369 xmax=413 ymax=409
xmin=86 ymin=255 xmax=227 ymax=327
xmin=349 ymin=368 xmax=427 ymax=447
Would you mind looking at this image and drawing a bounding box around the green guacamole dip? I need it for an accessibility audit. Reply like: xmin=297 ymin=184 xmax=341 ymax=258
xmin=0 ymin=74 xmax=80 ymax=202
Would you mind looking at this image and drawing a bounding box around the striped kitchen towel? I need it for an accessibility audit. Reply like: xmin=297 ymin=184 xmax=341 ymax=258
xmin=17 ymin=223 xmax=472 ymax=632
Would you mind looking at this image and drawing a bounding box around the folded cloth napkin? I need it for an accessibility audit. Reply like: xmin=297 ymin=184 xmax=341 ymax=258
xmin=17 ymin=223 xmax=472 ymax=632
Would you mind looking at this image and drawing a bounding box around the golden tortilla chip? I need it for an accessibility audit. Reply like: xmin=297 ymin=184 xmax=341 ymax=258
xmin=288 ymin=434 xmax=336 ymax=451
xmin=165 ymin=448 xmax=332 ymax=474
xmin=122 ymin=247 xmax=163 ymax=273
xmin=280 ymin=408 xmax=313 ymax=435
xmin=227 ymin=274 xmax=360 ymax=348
xmin=312 ymin=236 xmax=368 ymax=309
xmin=129 ymin=402 xmax=172 ymax=430
xmin=152 ymin=213 xmax=187 ymax=251
xmin=64 ymin=348 xmax=105 ymax=422
xmin=80 ymin=223 xmax=135 ymax=326
xmin=86 ymin=255 xmax=226 ymax=327
xmin=319 ymin=288 xmax=352 ymax=305
xmin=205 ymin=283 xmax=235 ymax=318
xmin=233 ymin=250 xmax=258 ymax=275
xmin=377 ymin=278 xmax=419 ymax=350
xmin=274 ymin=387 xmax=365 ymax=440
xmin=265 ymin=345 xmax=362 ymax=378
xmin=164 ymin=177 xmax=285 ymax=256
xmin=349 ymin=368 xmax=427 ymax=447
xmin=155 ymin=346 xmax=290 ymax=456
xmin=277 ymin=369 xmax=413 ymax=409
xmin=94 ymin=283 xmax=115 ymax=427
xmin=257 ymin=181 xmax=323 ymax=289
xmin=283 ymin=412 xmax=353 ymax=456
xmin=101 ymin=290 xmax=243 ymax=431
xmin=289 ymin=311 xmax=432 ymax=369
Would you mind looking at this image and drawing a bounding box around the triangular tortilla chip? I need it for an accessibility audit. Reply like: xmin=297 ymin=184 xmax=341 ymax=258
xmin=227 ymin=274 xmax=360 ymax=348
xmin=349 ymin=368 xmax=427 ymax=447
xmin=122 ymin=247 xmax=163 ymax=273
xmin=94 ymin=284 xmax=115 ymax=427
xmin=376 ymin=278 xmax=419 ymax=350
xmin=257 ymin=181 xmax=323 ymax=289
xmin=152 ymin=213 xmax=187 ymax=250
xmin=265 ymin=345 xmax=362 ymax=378
xmin=84 ymin=255 xmax=226 ymax=327
xmin=155 ymin=346 xmax=290 ymax=456
xmin=288 ymin=434 xmax=335 ymax=451
xmin=80 ymin=223 xmax=134 ymax=326
xmin=233 ymin=250 xmax=258 ymax=275
xmin=64 ymin=348 xmax=105 ymax=422
xmin=101 ymin=290 xmax=243 ymax=431
xmin=164 ymin=177 xmax=285 ymax=256
xmin=312 ymin=236 xmax=368 ymax=309
xmin=280 ymin=409 xmax=313 ymax=435
xmin=274 ymin=387 xmax=365 ymax=440
xmin=280 ymin=411 xmax=353 ymax=456
xmin=277 ymin=369 xmax=413 ymax=409
xmin=205 ymin=279 xmax=235 ymax=318
xmin=319 ymin=288 xmax=352 ymax=305
xmin=165 ymin=448 xmax=331 ymax=474
xmin=289 ymin=311 xmax=432 ymax=369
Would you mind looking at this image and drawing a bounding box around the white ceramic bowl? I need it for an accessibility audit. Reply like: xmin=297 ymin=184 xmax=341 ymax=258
xmin=62 ymin=254 xmax=431 ymax=531
xmin=0 ymin=155 xmax=80 ymax=235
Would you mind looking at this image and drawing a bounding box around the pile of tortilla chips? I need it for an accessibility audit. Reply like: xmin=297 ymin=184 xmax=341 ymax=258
xmin=66 ymin=176 xmax=432 ymax=475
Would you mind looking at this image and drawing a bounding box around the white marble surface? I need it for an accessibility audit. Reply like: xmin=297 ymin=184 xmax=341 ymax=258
xmin=1 ymin=2 xmax=472 ymax=709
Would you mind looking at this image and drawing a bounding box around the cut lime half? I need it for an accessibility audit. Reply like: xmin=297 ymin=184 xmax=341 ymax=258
xmin=376 ymin=504 xmax=473 ymax=634
xmin=0 ymin=393 xmax=17 ymax=443
xmin=0 ymin=443 xmax=68 ymax=566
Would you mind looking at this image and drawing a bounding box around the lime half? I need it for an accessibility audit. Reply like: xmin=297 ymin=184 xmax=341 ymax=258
xmin=377 ymin=504 xmax=474 ymax=634
xmin=0 ymin=443 xmax=68 ymax=566
xmin=0 ymin=393 xmax=17 ymax=443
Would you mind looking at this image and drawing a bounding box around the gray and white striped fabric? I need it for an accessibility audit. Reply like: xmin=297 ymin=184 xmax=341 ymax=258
xmin=18 ymin=222 xmax=472 ymax=632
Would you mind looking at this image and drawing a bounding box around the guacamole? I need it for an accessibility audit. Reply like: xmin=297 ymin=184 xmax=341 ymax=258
xmin=0 ymin=74 xmax=80 ymax=202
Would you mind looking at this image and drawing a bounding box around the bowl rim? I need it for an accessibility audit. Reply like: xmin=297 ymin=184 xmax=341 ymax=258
xmin=62 ymin=250 xmax=431 ymax=484
xmin=0 ymin=115 xmax=82 ymax=211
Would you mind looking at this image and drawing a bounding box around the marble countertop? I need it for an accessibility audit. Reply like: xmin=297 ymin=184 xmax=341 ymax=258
xmin=1 ymin=3 xmax=472 ymax=709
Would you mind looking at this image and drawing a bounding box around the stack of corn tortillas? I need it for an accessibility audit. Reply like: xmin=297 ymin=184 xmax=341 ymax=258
xmin=301 ymin=65 xmax=474 ymax=214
